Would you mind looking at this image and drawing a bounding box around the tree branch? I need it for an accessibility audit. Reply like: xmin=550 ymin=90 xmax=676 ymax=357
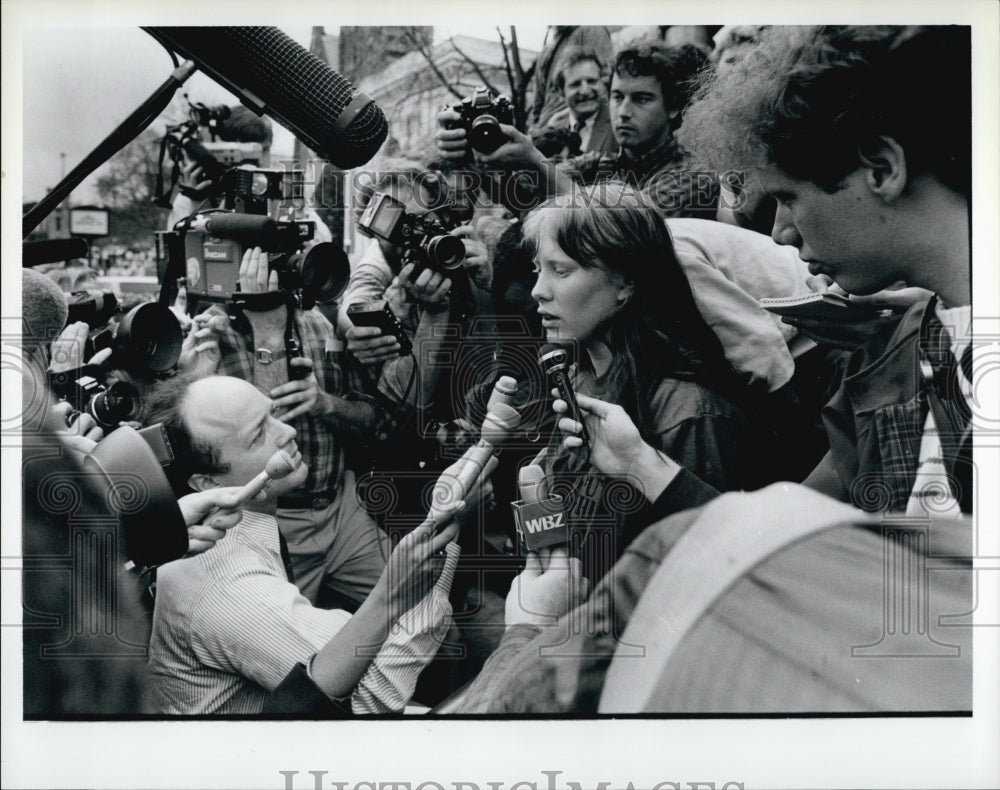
xmin=400 ymin=27 xmax=465 ymax=101
xmin=499 ymin=26 xmax=531 ymax=130
xmin=449 ymin=37 xmax=501 ymax=96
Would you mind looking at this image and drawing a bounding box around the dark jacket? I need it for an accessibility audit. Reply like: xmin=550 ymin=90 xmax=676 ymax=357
xmin=823 ymin=298 xmax=972 ymax=513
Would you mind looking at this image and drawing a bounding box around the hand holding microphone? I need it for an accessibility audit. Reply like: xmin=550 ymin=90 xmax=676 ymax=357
xmin=554 ymin=392 xmax=681 ymax=503
xmin=179 ymin=449 xmax=298 ymax=556
xmin=505 ymin=546 xmax=589 ymax=630
xmin=429 ymin=401 xmax=521 ymax=521
xmin=539 ymin=344 xmax=589 ymax=444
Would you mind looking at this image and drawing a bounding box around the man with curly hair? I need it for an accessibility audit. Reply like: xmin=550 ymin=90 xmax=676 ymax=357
xmin=437 ymin=41 xmax=716 ymax=218
xmin=678 ymin=25 xmax=972 ymax=515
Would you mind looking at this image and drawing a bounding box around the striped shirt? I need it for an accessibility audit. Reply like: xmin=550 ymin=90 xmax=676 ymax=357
xmin=147 ymin=510 xmax=458 ymax=715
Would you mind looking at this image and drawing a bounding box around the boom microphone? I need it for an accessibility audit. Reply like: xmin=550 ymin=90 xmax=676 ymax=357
xmin=22 ymin=238 xmax=90 ymax=267
xmin=538 ymin=344 xmax=590 ymax=443
xmin=143 ymin=27 xmax=388 ymax=169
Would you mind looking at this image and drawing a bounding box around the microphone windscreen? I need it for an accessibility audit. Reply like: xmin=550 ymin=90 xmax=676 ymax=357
xmin=518 ymin=463 xmax=546 ymax=505
xmin=538 ymin=343 xmax=569 ymax=375
xmin=144 ymin=26 xmax=388 ymax=169
xmin=487 ymin=375 xmax=518 ymax=413
xmin=265 ymin=449 xmax=296 ymax=480
xmin=22 ymin=269 xmax=69 ymax=349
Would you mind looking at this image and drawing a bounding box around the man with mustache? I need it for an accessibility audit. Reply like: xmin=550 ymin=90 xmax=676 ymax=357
xmin=532 ymin=48 xmax=618 ymax=160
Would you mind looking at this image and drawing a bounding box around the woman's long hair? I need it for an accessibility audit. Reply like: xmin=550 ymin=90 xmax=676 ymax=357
xmin=522 ymin=184 xmax=753 ymax=442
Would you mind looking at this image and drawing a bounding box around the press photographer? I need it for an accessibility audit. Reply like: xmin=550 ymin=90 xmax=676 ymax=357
xmin=158 ymin=101 xmax=273 ymax=230
xmin=162 ymin=166 xmax=388 ymax=611
xmin=47 ymin=286 xmax=183 ymax=441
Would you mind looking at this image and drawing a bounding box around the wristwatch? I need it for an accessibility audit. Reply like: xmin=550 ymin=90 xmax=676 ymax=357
xmin=255 ymin=348 xmax=286 ymax=365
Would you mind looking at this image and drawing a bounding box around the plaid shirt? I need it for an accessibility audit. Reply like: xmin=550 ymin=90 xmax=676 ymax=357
xmin=563 ymin=136 xmax=719 ymax=219
xmin=210 ymin=304 xmax=377 ymax=497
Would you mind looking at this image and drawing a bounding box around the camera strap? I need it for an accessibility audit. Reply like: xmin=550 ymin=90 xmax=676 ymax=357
xmin=230 ymin=291 xmax=303 ymax=375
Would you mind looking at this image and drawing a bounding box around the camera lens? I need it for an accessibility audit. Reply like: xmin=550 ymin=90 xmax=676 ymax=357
xmin=115 ymin=303 xmax=182 ymax=373
xmin=469 ymin=114 xmax=506 ymax=154
xmin=251 ymin=172 xmax=271 ymax=196
xmin=425 ymin=235 xmax=465 ymax=270
xmin=89 ymin=381 xmax=141 ymax=428
xmin=294 ymin=242 xmax=351 ymax=306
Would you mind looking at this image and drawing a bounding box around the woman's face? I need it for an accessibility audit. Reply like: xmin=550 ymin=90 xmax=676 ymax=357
xmin=529 ymin=212 xmax=629 ymax=346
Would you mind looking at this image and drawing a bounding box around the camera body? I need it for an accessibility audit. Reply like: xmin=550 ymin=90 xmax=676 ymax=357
xmin=162 ymin=212 xmax=310 ymax=299
xmin=447 ymin=86 xmax=514 ymax=154
xmin=163 ymin=121 xmax=268 ymax=204
xmin=357 ymin=192 xmax=465 ymax=277
xmin=65 ymin=289 xmax=119 ymax=359
xmin=159 ymin=212 xmax=348 ymax=311
xmin=49 ymin=302 xmax=183 ymax=432
xmin=202 ymin=141 xmax=264 ymax=169
xmin=49 ymin=365 xmax=142 ymax=430
xmin=159 ymin=162 xmax=349 ymax=310
xmin=164 ymin=121 xmax=228 ymax=186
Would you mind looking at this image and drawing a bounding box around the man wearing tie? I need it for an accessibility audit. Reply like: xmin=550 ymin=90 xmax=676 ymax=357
xmin=533 ymin=48 xmax=618 ymax=160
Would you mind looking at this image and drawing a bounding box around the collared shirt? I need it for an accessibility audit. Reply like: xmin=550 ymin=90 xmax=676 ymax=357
xmin=148 ymin=510 xmax=459 ymax=715
xmin=563 ymin=136 xmax=719 ymax=219
xmin=823 ymin=298 xmax=972 ymax=514
xmin=211 ymin=305 xmax=377 ymax=496
xmin=905 ymin=302 xmax=972 ymax=518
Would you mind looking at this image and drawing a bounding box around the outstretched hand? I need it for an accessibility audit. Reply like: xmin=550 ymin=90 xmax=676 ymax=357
xmin=382 ymin=505 xmax=462 ymax=622
xmin=553 ymin=391 xmax=647 ymax=477
xmin=177 ymin=486 xmax=247 ymax=556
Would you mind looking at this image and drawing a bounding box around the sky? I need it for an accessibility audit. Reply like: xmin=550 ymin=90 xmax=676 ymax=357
xmin=20 ymin=24 xmax=549 ymax=204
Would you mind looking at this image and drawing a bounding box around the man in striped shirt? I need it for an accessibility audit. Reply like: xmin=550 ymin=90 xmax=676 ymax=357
xmin=179 ymin=246 xmax=388 ymax=612
xmin=144 ymin=375 xmax=460 ymax=715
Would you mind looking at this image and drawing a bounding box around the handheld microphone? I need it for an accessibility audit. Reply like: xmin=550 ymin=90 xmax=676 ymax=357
xmin=518 ymin=464 xmax=545 ymax=506
xmin=431 ymin=403 xmax=521 ymax=518
xmin=232 ymin=449 xmax=297 ymax=506
xmin=538 ymin=343 xmax=590 ymax=443
xmin=487 ymin=375 xmax=518 ymax=414
xmin=512 ymin=460 xmax=567 ymax=550
xmin=452 ymin=403 xmax=521 ymax=496
xmin=143 ymin=27 xmax=388 ymax=169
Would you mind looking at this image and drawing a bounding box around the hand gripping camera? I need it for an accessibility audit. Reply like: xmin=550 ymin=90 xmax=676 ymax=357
xmin=48 ymin=302 xmax=184 ymax=430
xmin=357 ymin=192 xmax=465 ymax=277
xmin=446 ymin=86 xmax=515 ymax=155
xmin=157 ymin=103 xmax=266 ymax=206
xmin=158 ymin=211 xmax=348 ymax=310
